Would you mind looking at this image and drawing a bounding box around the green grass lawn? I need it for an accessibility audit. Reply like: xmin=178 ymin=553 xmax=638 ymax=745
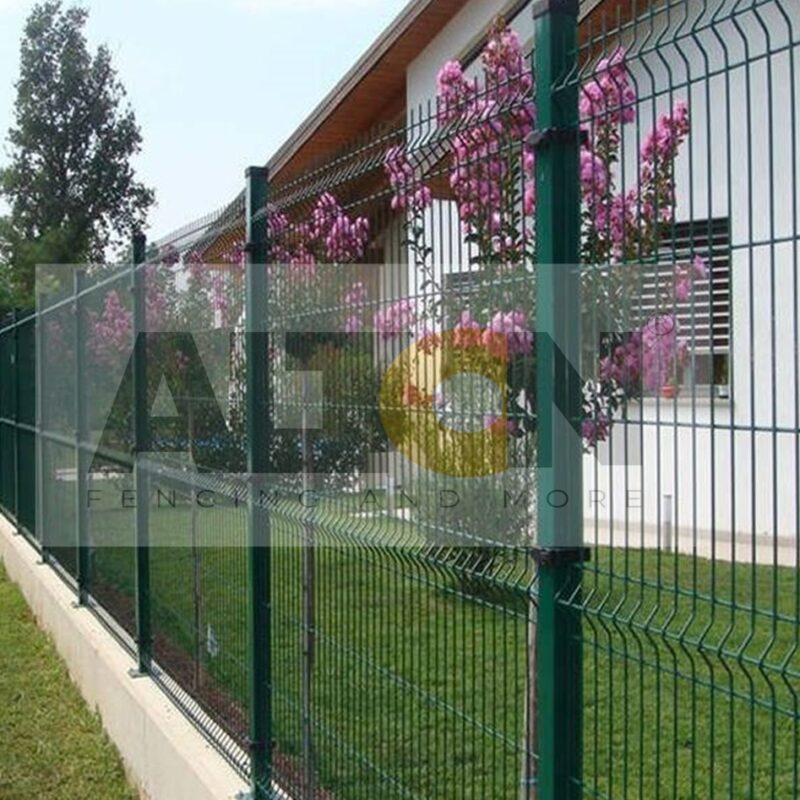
xmin=0 ymin=561 xmax=137 ymax=800
xmin=77 ymin=493 xmax=800 ymax=800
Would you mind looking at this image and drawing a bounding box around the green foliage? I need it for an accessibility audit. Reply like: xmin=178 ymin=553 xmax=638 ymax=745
xmin=0 ymin=1 xmax=154 ymax=306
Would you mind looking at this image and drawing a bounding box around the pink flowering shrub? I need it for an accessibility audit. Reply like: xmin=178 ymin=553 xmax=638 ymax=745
xmin=385 ymin=146 xmax=432 ymax=213
xmin=265 ymin=192 xmax=373 ymax=341
xmin=485 ymin=310 xmax=533 ymax=357
xmin=381 ymin=21 xmax=708 ymax=451
xmin=437 ymin=21 xmax=536 ymax=264
xmin=269 ymin=193 xmax=369 ymax=272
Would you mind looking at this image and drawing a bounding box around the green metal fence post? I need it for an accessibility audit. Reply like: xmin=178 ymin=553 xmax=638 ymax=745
xmin=75 ymin=269 xmax=90 ymax=604
xmin=132 ymin=232 xmax=152 ymax=674
xmin=533 ymin=1 xmax=584 ymax=799
xmin=245 ymin=165 xmax=272 ymax=799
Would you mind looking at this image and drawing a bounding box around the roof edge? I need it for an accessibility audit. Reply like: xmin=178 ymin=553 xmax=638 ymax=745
xmin=266 ymin=0 xmax=440 ymax=178
xmin=266 ymin=0 xmax=611 ymax=182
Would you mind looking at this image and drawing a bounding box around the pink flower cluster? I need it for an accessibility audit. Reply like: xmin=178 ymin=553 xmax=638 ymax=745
xmin=222 ymin=239 xmax=245 ymax=268
xmin=266 ymin=194 xmax=369 ymax=288
xmin=185 ymin=250 xmax=210 ymax=289
xmin=586 ymin=312 xmax=688 ymax=445
xmin=452 ymin=309 xmax=532 ymax=358
xmin=142 ymin=265 xmax=169 ymax=330
xmin=89 ymin=289 xmax=132 ymax=366
xmin=580 ymin=148 xmax=608 ymax=204
xmin=582 ymin=415 xmax=611 ymax=447
xmin=579 ymin=49 xmax=637 ymax=126
xmin=600 ymin=309 xmax=691 ymax=395
xmin=482 ymin=23 xmax=533 ymax=102
xmin=577 ymin=47 xmax=693 ymax=266
xmin=385 ymin=146 xmax=432 ymax=212
xmin=374 ymin=298 xmax=416 ymax=339
xmin=343 ymin=281 xmax=367 ymax=307
xmin=342 ymin=281 xmax=368 ymax=334
xmin=453 ymin=310 xmax=482 ymax=348
xmin=599 ymin=332 xmax=644 ymax=389
xmin=436 ymin=24 xmax=536 ymax=255
xmin=211 ymin=273 xmax=232 ymax=326
xmin=641 ymin=314 xmax=687 ymax=391
xmin=376 ymin=33 xmax=699 ymax=450
xmin=485 ymin=309 xmax=533 ymax=357
xmin=589 ymin=99 xmax=691 ymax=261
xmin=634 ymin=100 xmax=691 ymax=227
xmin=310 ymin=193 xmax=370 ymax=263
xmin=437 ymin=61 xmax=476 ymax=125
xmin=268 ymin=208 xmax=295 ymax=266
xmin=267 ymin=207 xmax=317 ymax=273
xmin=641 ymin=101 xmax=690 ymax=174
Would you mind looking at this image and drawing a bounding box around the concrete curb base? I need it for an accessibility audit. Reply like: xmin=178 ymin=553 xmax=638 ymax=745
xmin=0 ymin=517 xmax=249 ymax=800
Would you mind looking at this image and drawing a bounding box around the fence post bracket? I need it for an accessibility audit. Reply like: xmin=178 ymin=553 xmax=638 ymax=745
xmin=531 ymin=547 xmax=591 ymax=567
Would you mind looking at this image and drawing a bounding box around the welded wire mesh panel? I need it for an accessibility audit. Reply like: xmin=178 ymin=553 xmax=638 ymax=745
xmin=39 ymin=279 xmax=77 ymax=573
xmin=0 ymin=310 xmax=37 ymax=539
xmin=86 ymin=461 xmax=136 ymax=638
xmin=146 ymin=471 xmax=249 ymax=770
xmin=78 ymin=266 xmax=136 ymax=616
xmin=571 ymin=1 xmax=800 ymax=797
xmin=134 ymin=205 xmax=250 ymax=773
xmin=81 ymin=266 xmax=135 ymax=464
xmin=41 ymin=437 xmax=77 ymax=576
xmin=16 ymin=314 xmax=36 ymax=536
xmin=4 ymin=3 xmax=796 ymax=797
xmin=264 ymin=22 xmax=539 ymax=797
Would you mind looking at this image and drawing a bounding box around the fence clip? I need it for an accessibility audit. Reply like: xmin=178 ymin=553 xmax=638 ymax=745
xmin=531 ymin=546 xmax=591 ymax=567
xmin=529 ymin=127 xmax=588 ymax=150
xmin=245 ymin=736 xmax=274 ymax=756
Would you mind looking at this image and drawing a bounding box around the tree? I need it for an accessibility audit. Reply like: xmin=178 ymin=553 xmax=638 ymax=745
xmin=0 ymin=1 xmax=154 ymax=306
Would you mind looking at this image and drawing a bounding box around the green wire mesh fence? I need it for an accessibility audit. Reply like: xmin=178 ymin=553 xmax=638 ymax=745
xmin=0 ymin=1 xmax=798 ymax=799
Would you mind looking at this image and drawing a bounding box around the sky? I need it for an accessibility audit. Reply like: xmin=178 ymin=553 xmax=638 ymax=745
xmin=0 ymin=0 xmax=410 ymax=239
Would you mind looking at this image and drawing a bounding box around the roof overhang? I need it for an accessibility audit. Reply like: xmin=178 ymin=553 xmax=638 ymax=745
xmin=195 ymin=0 xmax=633 ymax=257
xmin=268 ymin=0 xmax=614 ymax=187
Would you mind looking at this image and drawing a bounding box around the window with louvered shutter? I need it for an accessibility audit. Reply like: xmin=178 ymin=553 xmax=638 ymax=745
xmin=640 ymin=217 xmax=731 ymax=389
xmin=442 ymin=217 xmax=731 ymax=390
